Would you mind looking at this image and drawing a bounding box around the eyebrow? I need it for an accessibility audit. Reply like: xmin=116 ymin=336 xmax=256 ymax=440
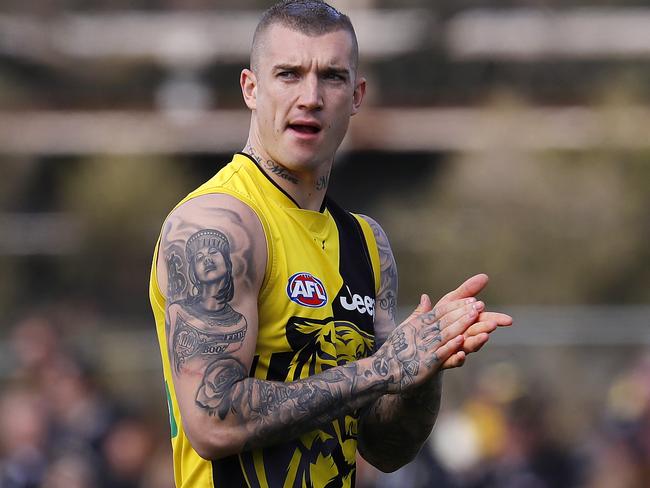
xmin=323 ymin=67 xmax=351 ymax=77
xmin=273 ymin=63 xmax=297 ymax=70
xmin=272 ymin=64 xmax=351 ymax=77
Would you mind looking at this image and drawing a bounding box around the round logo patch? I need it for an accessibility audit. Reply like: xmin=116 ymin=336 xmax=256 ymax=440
xmin=286 ymin=272 xmax=328 ymax=308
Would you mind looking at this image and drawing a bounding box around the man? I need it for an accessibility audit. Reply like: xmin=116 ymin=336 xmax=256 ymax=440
xmin=149 ymin=1 xmax=512 ymax=487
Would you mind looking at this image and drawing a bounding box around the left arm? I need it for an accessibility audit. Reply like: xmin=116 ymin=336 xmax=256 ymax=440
xmin=356 ymin=215 xmax=512 ymax=472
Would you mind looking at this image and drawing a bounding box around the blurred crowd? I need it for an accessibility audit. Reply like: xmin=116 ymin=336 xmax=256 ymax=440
xmin=359 ymin=356 xmax=650 ymax=488
xmin=1 ymin=313 xmax=649 ymax=488
xmin=0 ymin=314 xmax=173 ymax=488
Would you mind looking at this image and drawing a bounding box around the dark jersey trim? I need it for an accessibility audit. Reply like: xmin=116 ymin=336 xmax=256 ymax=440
xmin=325 ymin=196 xmax=376 ymax=293
xmin=212 ymin=455 xmax=249 ymax=487
xmin=237 ymin=151 xmax=327 ymax=213
xmin=349 ymin=211 xmax=377 ymax=294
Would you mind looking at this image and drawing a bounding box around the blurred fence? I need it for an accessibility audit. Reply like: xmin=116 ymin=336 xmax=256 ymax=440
xmin=1 ymin=107 xmax=650 ymax=155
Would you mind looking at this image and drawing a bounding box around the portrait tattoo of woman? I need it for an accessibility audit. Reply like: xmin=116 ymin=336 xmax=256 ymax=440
xmin=167 ymin=229 xmax=247 ymax=373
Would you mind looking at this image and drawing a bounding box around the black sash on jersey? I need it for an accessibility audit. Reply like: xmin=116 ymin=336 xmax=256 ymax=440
xmin=325 ymin=196 xmax=377 ymax=338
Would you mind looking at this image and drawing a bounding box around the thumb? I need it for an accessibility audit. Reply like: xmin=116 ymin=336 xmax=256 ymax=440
xmin=437 ymin=274 xmax=489 ymax=306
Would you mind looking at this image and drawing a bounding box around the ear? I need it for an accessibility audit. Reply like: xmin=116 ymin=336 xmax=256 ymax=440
xmin=351 ymin=76 xmax=366 ymax=116
xmin=240 ymin=68 xmax=257 ymax=110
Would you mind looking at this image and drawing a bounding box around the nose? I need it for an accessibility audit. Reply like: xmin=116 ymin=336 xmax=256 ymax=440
xmin=297 ymin=73 xmax=323 ymax=111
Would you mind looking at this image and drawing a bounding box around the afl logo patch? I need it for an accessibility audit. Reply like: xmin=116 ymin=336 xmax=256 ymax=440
xmin=287 ymin=272 xmax=328 ymax=308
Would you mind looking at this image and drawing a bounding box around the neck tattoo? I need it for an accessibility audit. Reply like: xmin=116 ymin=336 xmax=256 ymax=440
xmin=245 ymin=145 xmax=299 ymax=185
xmin=315 ymin=173 xmax=329 ymax=191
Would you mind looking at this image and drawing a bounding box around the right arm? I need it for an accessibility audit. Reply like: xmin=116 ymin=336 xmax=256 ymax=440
xmin=157 ymin=194 xmax=471 ymax=460
xmin=356 ymin=216 xmax=513 ymax=472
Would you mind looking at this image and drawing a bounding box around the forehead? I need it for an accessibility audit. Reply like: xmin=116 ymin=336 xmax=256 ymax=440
xmin=196 ymin=244 xmax=218 ymax=250
xmin=258 ymin=24 xmax=355 ymax=70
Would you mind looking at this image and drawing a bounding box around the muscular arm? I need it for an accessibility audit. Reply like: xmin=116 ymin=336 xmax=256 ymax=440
xmin=356 ymin=216 xmax=512 ymax=472
xmin=356 ymin=215 xmax=446 ymax=472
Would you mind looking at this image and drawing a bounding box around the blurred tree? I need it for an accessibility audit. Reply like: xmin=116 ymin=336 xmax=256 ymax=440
xmin=59 ymin=155 xmax=193 ymax=316
xmin=376 ymin=148 xmax=650 ymax=305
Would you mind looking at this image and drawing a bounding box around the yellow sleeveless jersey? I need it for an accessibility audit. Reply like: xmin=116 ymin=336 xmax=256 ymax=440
xmin=149 ymin=153 xmax=381 ymax=488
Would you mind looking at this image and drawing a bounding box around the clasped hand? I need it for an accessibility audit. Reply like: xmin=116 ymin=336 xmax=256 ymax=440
xmin=373 ymin=274 xmax=513 ymax=394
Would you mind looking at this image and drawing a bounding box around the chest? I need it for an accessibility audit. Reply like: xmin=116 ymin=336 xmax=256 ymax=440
xmin=254 ymin=204 xmax=376 ymax=380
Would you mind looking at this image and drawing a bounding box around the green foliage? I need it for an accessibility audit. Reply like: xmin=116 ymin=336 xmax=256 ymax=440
xmin=377 ymin=150 xmax=650 ymax=305
xmin=59 ymin=155 xmax=193 ymax=314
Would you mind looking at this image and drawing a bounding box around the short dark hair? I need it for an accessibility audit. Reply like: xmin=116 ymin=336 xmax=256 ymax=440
xmin=250 ymin=0 xmax=359 ymax=72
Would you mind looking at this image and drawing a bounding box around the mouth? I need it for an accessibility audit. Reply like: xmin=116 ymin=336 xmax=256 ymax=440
xmin=287 ymin=121 xmax=322 ymax=135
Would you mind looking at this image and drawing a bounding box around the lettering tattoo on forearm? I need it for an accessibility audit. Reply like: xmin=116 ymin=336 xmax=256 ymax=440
xmin=245 ymin=144 xmax=299 ymax=184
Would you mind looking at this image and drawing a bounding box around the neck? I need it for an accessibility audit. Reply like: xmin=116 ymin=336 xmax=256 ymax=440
xmin=243 ymin=141 xmax=331 ymax=211
xmin=201 ymin=282 xmax=227 ymax=311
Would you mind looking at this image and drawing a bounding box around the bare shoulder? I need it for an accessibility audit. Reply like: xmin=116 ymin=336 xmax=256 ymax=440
xmin=157 ymin=193 xmax=267 ymax=303
xmin=357 ymin=214 xmax=389 ymax=246
xmin=357 ymin=214 xmax=398 ymax=346
xmin=356 ymin=214 xmax=395 ymax=275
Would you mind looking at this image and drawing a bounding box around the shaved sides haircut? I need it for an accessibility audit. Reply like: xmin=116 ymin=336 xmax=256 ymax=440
xmin=250 ymin=0 xmax=359 ymax=72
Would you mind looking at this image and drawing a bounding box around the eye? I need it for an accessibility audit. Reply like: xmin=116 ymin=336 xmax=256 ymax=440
xmin=324 ymin=71 xmax=346 ymax=82
xmin=208 ymin=247 xmax=219 ymax=255
xmin=195 ymin=252 xmax=205 ymax=261
xmin=277 ymin=70 xmax=298 ymax=80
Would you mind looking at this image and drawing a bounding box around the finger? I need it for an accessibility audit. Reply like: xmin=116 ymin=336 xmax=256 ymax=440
xmin=477 ymin=311 xmax=513 ymax=327
xmin=429 ymin=335 xmax=464 ymax=367
xmin=423 ymin=301 xmax=484 ymax=335
xmin=463 ymin=320 xmax=497 ymax=338
xmin=461 ymin=332 xmax=490 ymax=354
xmin=436 ymin=274 xmax=489 ymax=306
xmin=418 ymin=298 xmax=478 ymax=328
xmin=433 ymin=298 xmax=478 ymax=321
xmin=422 ymin=335 xmax=442 ymax=349
xmin=433 ymin=307 xmax=479 ymax=346
xmin=401 ymin=294 xmax=433 ymax=324
xmin=442 ymin=350 xmax=466 ymax=370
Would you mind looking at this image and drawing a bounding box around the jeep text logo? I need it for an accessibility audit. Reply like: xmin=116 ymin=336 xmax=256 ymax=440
xmin=287 ymin=272 xmax=328 ymax=308
xmin=340 ymin=286 xmax=375 ymax=317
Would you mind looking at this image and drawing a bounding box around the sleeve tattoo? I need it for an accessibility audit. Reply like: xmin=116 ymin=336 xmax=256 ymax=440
xmin=367 ymin=219 xmax=397 ymax=324
xmin=195 ymin=357 xmax=381 ymax=449
xmin=356 ymin=217 xmax=443 ymax=471
xmin=163 ymin=218 xmax=386 ymax=452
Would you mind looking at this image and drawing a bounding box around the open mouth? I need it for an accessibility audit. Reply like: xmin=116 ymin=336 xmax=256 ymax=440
xmin=288 ymin=124 xmax=321 ymax=135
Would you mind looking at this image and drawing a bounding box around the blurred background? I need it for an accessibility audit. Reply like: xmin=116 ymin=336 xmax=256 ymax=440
xmin=1 ymin=0 xmax=649 ymax=487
